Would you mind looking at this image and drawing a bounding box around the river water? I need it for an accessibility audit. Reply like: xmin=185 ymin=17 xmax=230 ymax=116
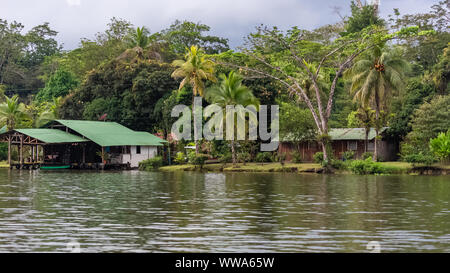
xmin=0 ymin=169 xmax=449 ymax=252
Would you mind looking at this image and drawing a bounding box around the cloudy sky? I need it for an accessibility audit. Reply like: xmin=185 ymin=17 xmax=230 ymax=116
xmin=0 ymin=0 xmax=439 ymax=50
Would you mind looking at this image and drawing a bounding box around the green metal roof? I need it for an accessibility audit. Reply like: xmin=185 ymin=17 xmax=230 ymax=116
xmin=282 ymin=127 xmax=388 ymax=142
xmin=329 ymin=127 xmax=387 ymax=140
xmin=54 ymin=120 xmax=166 ymax=147
xmin=0 ymin=125 xmax=6 ymax=134
xmin=15 ymin=129 xmax=89 ymax=144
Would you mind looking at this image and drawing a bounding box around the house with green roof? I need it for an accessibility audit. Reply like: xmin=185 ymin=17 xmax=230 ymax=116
xmin=279 ymin=127 xmax=398 ymax=162
xmin=0 ymin=120 xmax=167 ymax=169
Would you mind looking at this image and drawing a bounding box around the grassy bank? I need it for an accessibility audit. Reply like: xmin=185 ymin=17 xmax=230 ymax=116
xmin=159 ymin=161 xmax=450 ymax=175
xmin=160 ymin=162 xmax=322 ymax=173
xmin=0 ymin=161 xmax=8 ymax=168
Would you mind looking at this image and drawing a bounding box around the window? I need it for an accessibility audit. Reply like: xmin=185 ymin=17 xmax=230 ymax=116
xmin=347 ymin=141 xmax=358 ymax=151
xmin=123 ymin=146 xmax=131 ymax=154
xmin=367 ymin=141 xmax=375 ymax=151
xmin=136 ymin=146 xmax=141 ymax=154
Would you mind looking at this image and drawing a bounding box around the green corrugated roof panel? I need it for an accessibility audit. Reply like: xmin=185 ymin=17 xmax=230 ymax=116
xmin=0 ymin=125 xmax=6 ymax=134
xmin=329 ymin=127 xmax=388 ymax=140
xmin=15 ymin=129 xmax=89 ymax=144
xmin=282 ymin=127 xmax=388 ymax=141
xmin=55 ymin=120 xmax=166 ymax=147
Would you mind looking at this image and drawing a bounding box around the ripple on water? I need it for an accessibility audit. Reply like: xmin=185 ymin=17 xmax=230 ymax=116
xmin=0 ymin=170 xmax=449 ymax=252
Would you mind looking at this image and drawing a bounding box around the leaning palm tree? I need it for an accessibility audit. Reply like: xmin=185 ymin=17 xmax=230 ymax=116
xmin=171 ymin=45 xmax=217 ymax=153
xmin=205 ymin=71 xmax=259 ymax=164
xmin=0 ymin=95 xmax=29 ymax=131
xmin=346 ymin=46 xmax=409 ymax=161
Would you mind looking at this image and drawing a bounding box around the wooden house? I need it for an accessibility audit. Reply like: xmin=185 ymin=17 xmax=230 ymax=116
xmin=279 ymin=128 xmax=398 ymax=162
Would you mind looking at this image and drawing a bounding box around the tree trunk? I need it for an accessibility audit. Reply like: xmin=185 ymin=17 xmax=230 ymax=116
xmin=365 ymin=128 xmax=369 ymax=153
xmin=321 ymin=141 xmax=328 ymax=163
xmin=231 ymin=140 xmax=237 ymax=166
xmin=373 ymin=93 xmax=380 ymax=162
xmin=192 ymin=96 xmax=200 ymax=154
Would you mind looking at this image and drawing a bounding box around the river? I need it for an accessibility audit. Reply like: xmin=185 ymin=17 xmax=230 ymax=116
xmin=0 ymin=169 xmax=449 ymax=252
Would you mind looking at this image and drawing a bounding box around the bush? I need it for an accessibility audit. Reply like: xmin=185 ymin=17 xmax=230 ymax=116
xmin=273 ymin=152 xmax=287 ymax=165
xmin=349 ymin=158 xmax=387 ymax=175
xmin=173 ymin=152 xmax=186 ymax=165
xmin=219 ymin=153 xmax=232 ymax=164
xmin=313 ymin=152 xmax=324 ymax=163
xmin=290 ymin=151 xmax=302 ymax=163
xmin=237 ymin=152 xmax=251 ymax=165
xmin=188 ymin=153 xmax=209 ymax=168
xmin=331 ymin=159 xmax=347 ymax=170
xmin=429 ymin=130 xmax=450 ymax=162
xmin=402 ymin=152 xmax=437 ymax=166
xmin=255 ymin=152 xmax=273 ymax=163
xmin=342 ymin=150 xmax=355 ymax=161
xmin=401 ymin=143 xmax=438 ymax=166
xmin=139 ymin=156 xmax=163 ymax=171
xmin=361 ymin=152 xmax=373 ymax=160
xmin=0 ymin=143 xmax=7 ymax=161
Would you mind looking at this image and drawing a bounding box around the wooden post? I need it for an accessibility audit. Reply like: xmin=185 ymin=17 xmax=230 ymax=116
xmin=20 ymin=136 xmax=23 ymax=167
xmin=82 ymin=144 xmax=86 ymax=164
xmin=8 ymin=136 xmax=11 ymax=166
xmin=101 ymin=146 xmax=105 ymax=163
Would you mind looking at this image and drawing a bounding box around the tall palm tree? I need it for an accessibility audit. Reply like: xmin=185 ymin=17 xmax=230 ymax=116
xmin=346 ymin=46 xmax=408 ymax=160
xmin=171 ymin=45 xmax=216 ymax=153
xmin=0 ymin=95 xmax=29 ymax=131
xmin=206 ymin=71 xmax=259 ymax=164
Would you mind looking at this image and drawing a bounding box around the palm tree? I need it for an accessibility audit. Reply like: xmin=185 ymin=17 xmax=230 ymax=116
xmin=346 ymin=46 xmax=408 ymax=160
xmin=118 ymin=27 xmax=151 ymax=60
xmin=125 ymin=26 xmax=150 ymax=48
xmin=34 ymin=97 xmax=63 ymax=128
xmin=171 ymin=45 xmax=216 ymax=153
xmin=206 ymin=71 xmax=259 ymax=164
xmin=0 ymin=95 xmax=29 ymax=131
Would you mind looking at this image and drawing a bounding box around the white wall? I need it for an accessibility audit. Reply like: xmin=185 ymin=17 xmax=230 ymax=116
xmin=122 ymin=146 xmax=158 ymax=168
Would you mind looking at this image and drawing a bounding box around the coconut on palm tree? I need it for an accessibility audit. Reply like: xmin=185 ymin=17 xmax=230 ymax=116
xmin=171 ymin=45 xmax=216 ymax=153
xmin=345 ymin=46 xmax=408 ymax=160
xmin=0 ymin=95 xmax=29 ymax=131
xmin=205 ymin=71 xmax=259 ymax=164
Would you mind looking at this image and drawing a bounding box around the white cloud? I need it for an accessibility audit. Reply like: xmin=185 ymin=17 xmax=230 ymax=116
xmin=0 ymin=0 xmax=439 ymax=49
xmin=66 ymin=0 xmax=81 ymax=7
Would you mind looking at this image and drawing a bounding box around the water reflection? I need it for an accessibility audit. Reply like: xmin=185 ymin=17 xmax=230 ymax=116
xmin=0 ymin=169 xmax=449 ymax=252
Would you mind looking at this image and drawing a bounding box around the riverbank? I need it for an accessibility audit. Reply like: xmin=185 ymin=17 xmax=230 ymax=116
xmin=159 ymin=162 xmax=450 ymax=175
xmin=0 ymin=161 xmax=8 ymax=168
xmin=2 ymin=160 xmax=447 ymax=175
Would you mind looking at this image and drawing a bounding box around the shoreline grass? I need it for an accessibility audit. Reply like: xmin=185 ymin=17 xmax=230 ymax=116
xmin=159 ymin=161 xmax=449 ymax=175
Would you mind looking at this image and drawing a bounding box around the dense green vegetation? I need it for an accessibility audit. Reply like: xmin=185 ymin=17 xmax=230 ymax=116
xmin=0 ymin=1 xmax=449 ymax=168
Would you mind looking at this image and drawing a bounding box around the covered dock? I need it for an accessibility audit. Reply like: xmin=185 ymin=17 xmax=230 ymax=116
xmin=0 ymin=128 xmax=89 ymax=169
xmin=0 ymin=120 xmax=167 ymax=170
